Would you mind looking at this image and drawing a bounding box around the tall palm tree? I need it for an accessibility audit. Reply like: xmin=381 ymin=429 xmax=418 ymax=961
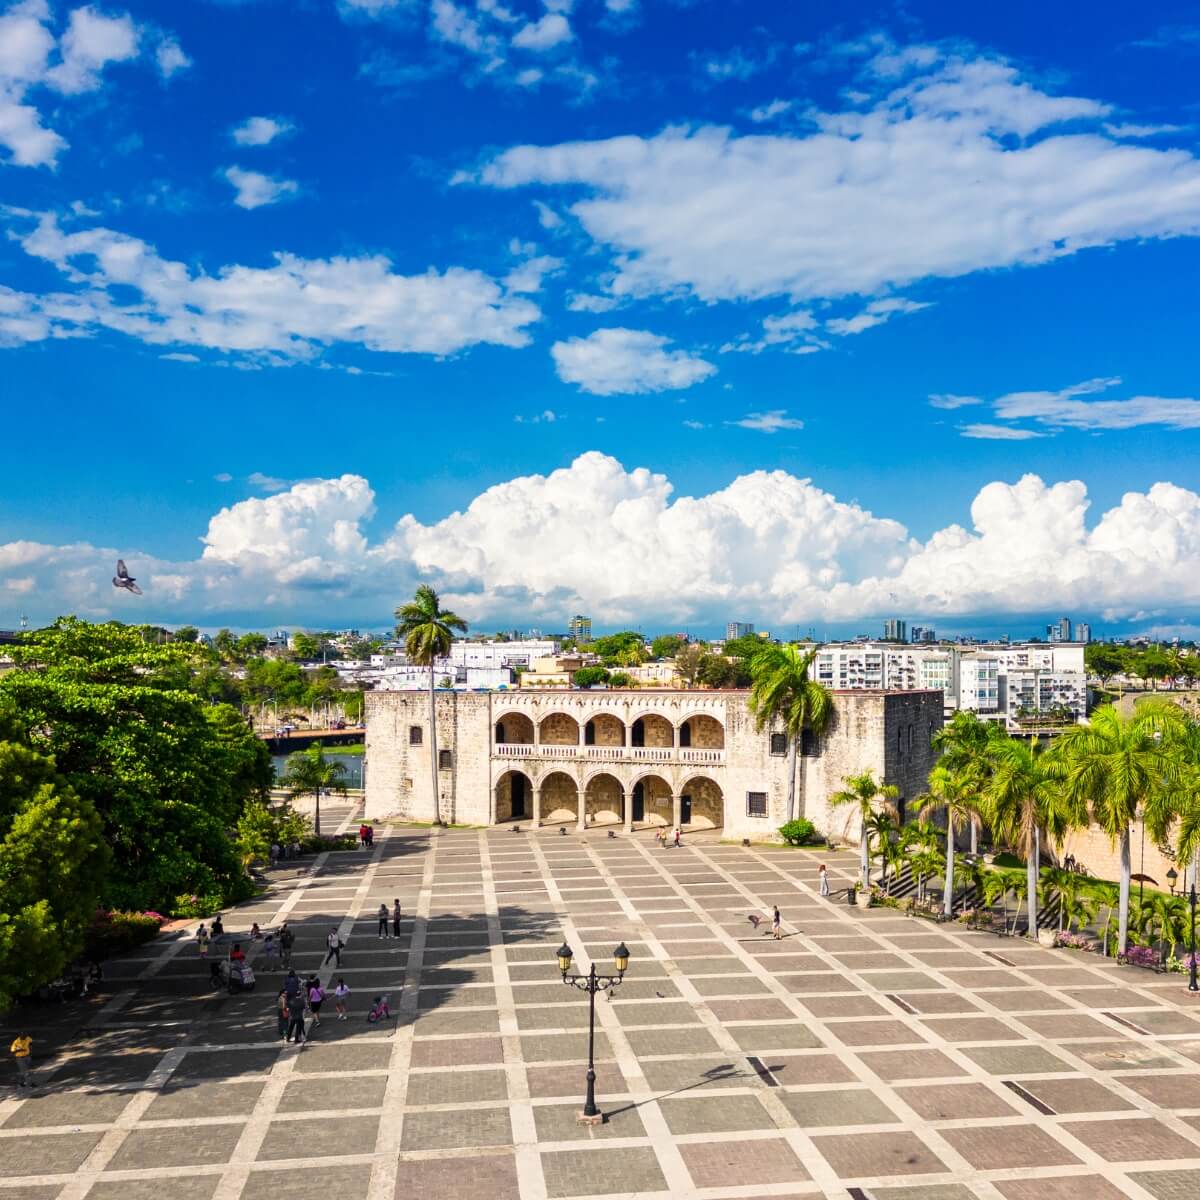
xmin=932 ymin=711 xmax=1003 ymax=853
xmin=1052 ymin=705 xmax=1178 ymax=954
xmin=394 ymin=585 xmax=468 ymax=826
xmin=918 ymin=764 xmax=983 ymax=918
xmin=279 ymin=743 xmax=348 ymax=838
xmin=748 ymin=645 xmax=834 ymax=824
xmin=830 ymin=770 xmax=899 ymax=889
xmin=983 ymin=738 xmax=1076 ymax=939
xmin=865 ymin=811 xmax=897 ymax=889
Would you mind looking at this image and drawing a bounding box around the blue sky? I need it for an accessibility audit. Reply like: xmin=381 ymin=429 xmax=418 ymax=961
xmin=3 ymin=0 xmax=1200 ymax=636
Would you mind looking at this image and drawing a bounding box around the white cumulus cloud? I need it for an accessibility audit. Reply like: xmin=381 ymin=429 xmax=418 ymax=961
xmin=728 ymin=410 xmax=804 ymax=434
xmin=512 ymin=11 xmax=571 ymax=50
xmin=2 ymin=211 xmax=542 ymax=361
xmin=223 ymin=166 xmax=299 ymax=209
xmin=231 ymin=116 xmax=295 ymax=146
xmin=477 ymin=48 xmax=1200 ymax=306
xmin=551 ymin=327 xmax=716 ymax=395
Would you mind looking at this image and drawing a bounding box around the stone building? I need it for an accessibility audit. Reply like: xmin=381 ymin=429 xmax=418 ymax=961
xmin=364 ymin=688 xmax=942 ymax=842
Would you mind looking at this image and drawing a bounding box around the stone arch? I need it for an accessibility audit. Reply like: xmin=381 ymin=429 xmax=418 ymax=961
xmin=630 ymin=771 xmax=672 ymax=827
xmin=538 ymin=770 xmax=579 ymax=824
xmin=494 ymin=711 xmax=534 ymax=745
xmin=539 ymin=712 xmax=581 ymax=745
xmin=679 ymin=712 xmax=725 ymax=749
xmin=495 ymin=769 xmax=533 ymax=822
xmin=630 ymin=712 xmax=673 ymax=748
xmin=584 ymin=712 xmax=626 ymax=747
xmin=584 ymin=771 xmax=624 ymax=825
xmin=678 ymin=773 xmax=723 ymax=829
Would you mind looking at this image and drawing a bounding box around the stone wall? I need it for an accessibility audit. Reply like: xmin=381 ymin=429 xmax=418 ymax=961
xmin=1059 ymin=819 xmax=1179 ymax=892
xmin=539 ymin=712 xmax=580 ymax=745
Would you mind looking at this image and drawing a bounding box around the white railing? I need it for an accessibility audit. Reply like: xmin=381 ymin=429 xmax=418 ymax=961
xmin=630 ymin=747 xmax=672 ymax=761
xmin=539 ymin=745 xmax=578 ymax=758
xmin=680 ymin=748 xmax=725 ymax=764
xmin=584 ymin=746 xmax=622 ymax=759
xmin=494 ymin=744 xmax=535 ymax=757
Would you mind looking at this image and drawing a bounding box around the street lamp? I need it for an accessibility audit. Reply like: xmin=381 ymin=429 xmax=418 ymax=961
xmin=1167 ymin=867 xmax=1178 ymax=896
xmin=557 ymin=940 xmax=630 ymax=1124
xmin=1189 ymin=882 xmax=1199 ymax=995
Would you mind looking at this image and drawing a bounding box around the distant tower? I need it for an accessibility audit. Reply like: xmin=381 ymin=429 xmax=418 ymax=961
xmin=883 ymin=618 xmax=907 ymax=642
xmin=568 ymin=614 xmax=592 ymax=643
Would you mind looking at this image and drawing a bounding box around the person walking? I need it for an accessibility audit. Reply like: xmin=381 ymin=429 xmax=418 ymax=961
xmin=275 ymin=988 xmax=289 ymax=1041
xmin=278 ymin=922 xmax=294 ymax=968
xmin=377 ymin=904 xmax=389 ymax=939
xmin=197 ymin=926 xmax=211 ymax=961
xmin=285 ymin=991 xmax=306 ymax=1045
xmin=365 ymin=825 xmax=374 ymax=847
xmin=307 ymin=978 xmax=326 ymax=1026
xmin=324 ymin=927 xmax=342 ymax=966
xmin=211 ymin=914 xmax=224 ymax=941
xmin=359 ymin=824 xmax=368 ymax=848
xmin=673 ymin=827 xmax=681 ymax=848
xmin=818 ymin=864 xmax=830 ymax=898
xmin=263 ymin=931 xmax=278 ymax=968
xmin=10 ymin=1034 xmax=32 ymax=1089
xmin=334 ymin=978 xmax=351 ymax=1020
xmin=283 ymin=969 xmax=302 ymax=1004
xmin=772 ymin=905 xmax=783 ymax=940
xmin=391 ymin=899 xmax=402 ymax=939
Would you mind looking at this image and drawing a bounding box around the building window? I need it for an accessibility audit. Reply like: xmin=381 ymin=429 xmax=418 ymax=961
xmin=769 ymin=732 xmax=788 ymax=756
xmin=801 ymin=730 xmax=821 ymax=757
xmin=409 ymin=725 xmax=423 ymax=745
xmin=747 ymin=792 xmax=768 ymax=818
xmin=438 ymin=749 xmax=452 ymax=770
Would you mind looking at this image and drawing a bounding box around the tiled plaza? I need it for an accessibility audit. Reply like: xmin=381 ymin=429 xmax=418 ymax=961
xmin=5 ymin=805 xmax=1200 ymax=1200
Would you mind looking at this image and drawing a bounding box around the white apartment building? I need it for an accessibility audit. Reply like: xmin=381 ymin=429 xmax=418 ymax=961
xmin=447 ymin=640 xmax=556 ymax=671
xmin=813 ymin=642 xmax=1085 ymax=729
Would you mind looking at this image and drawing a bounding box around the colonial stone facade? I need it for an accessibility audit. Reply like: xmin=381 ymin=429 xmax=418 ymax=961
xmin=364 ymin=688 xmax=943 ymax=842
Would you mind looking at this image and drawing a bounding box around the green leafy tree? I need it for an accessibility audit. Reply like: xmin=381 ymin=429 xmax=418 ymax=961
xmin=749 ymin=645 xmax=833 ymax=824
xmin=395 ymin=586 xmax=468 ymax=825
xmin=291 ymin=632 xmax=323 ymax=660
xmin=932 ymin=711 xmax=1004 ymax=853
xmin=1053 ymin=705 xmax=1178 ymax=954
xmin=651 ymin=634 xmax=685 ymax=659
xmin=173 ymin=625 xmax=199 ymax=643
xmin=279 ymin=744 xmax=348 ymax=838
xmin=722 ymin=634 xmax=768 ymax=661
xmin=1085 ymin=644 xmax=1127 ymax=687
xmin=0 ymin=705 xmax=109 ymax=1011
xmin=830 ymin=770 xmax=899 ymax=889
xmin=608 ymin=671 xmax=634 ymax=688
xmin=590 ymin=631 xmax=646 ymax=665
xmin=235 ymin=632 xmax=269 ymax=660
xmin=213 ymin=629 xmax=237 ymax=662
xmin=1038 ymin=865 xmax=1097 ymax=933
xmin=918 ymin=765 xmax=983 ymax=917
xmin=573 ymin=666 xmax=611 ymax=688
xmin=675 ymin=643 xmax=705 ymax=689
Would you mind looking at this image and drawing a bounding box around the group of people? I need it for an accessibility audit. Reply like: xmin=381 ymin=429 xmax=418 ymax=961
xmin=277 ymin=970 xmax=353 ymax=1043
xmin=653 ymin=827 xmax=683 ymax=848
xmin=376 ymin=899 xmax=402 ymax=938
xmin=198 ymin=917 xmax=295 ymax=968
xmin=358 ymin=824 xmax=375 ymax=848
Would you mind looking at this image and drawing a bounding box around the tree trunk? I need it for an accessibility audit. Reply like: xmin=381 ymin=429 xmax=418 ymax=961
xmin=785 ymin=736 xmax=798 ymax=824
xmin=1026 ymin=826 xmax=1040 ymax=938
xmin=943 ymin=814 xmax=955 ymax=919
xmin=860 ymin=822 xmax=870 ymax=890
xmin=428 ymin=667 xmax=441 ymax=826
xmin=1118 ymin=826 xmax=1131 ymax=954
xmin=314 ymin=788 xmax=321 ymax=838
xmin=969 ymin=820 xmax=977 ymax=855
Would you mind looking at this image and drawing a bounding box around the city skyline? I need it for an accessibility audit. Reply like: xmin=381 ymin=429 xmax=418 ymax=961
xmin=4 ymin=2 xmax=1200 ymax=632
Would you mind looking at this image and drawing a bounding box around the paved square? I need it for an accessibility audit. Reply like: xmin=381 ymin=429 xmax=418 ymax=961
xmin=6 ymin=810 xmax=1200 ymax=1200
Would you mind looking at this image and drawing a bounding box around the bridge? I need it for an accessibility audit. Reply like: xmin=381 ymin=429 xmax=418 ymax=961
xmin=258 ymin=727 xmax=365 ymax=753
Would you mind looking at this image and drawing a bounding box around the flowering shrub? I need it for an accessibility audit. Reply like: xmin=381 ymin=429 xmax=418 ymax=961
xmin=1118 ymin=945 xmax=1161 ymax=969
xmin=172 ymin=892 xmax=225 ymax=919
xmin=1055 ymin=930 xmax=1097 ymax=951
xmin=85 ymin=910 xmax=164 ymax=958
xmin=1166 ymin=952 xmax=1200 ymax=974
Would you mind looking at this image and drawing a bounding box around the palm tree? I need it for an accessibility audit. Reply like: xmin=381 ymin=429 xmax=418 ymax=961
xmin=1038 ymin=865 xmax=1096 ymax=933
xmin=748 ymin=645 xmax=834 ymax=824
xmin=932 ymin=711 xmax=1004 ymax=852
xmin=1053 ymin=705 xmax=1178 ymax=955
xmin=279 ymin=744 xmax=348 ymax=838
xmin=830 ymin=770 xmax=899 ymax=890
xmin=983 ymin=738 xmax=1076 ymax=939
xmin=918 ymin=765 xmax=983 ymax=918
xmin=865 ymin=811 xmax=898 ymax=890
xmin=394 ymin=585 xmax=468 ymax=826
xmin=880 ymin=836 xmax=908 ymax=897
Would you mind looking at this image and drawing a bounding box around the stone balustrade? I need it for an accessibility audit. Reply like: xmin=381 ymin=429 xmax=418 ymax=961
xmin=492 ymin=742 xmax=725 ymax=765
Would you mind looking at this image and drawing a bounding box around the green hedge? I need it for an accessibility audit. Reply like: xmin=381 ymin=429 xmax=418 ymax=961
xmin=778 ymin=818 xmax=818 ymax=846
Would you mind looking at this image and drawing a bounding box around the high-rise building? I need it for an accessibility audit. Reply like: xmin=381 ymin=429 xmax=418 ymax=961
xmin=726 ymin=621 xmax=755 ymax=641
xmin=883 ymin=618 xmax=907 ymax=642
xmin=568 ymin=614 xmax=592 ymax=643
xmin=1075 ymin=622 xmax=1092 ymax=644
xmin=1047 ymin=617 xmax=1072 ymax=643
xmin=910 ymin=626 xmax=936 ymax=644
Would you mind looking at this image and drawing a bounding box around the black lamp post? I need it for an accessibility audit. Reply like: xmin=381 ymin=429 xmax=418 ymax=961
xmin=1189 ymin=882 xmax=1198 ymax=995
xmin=1167 ymin=867 xmax=1178 ymax=896
xmin=557 ymin=940 xmax=630 ymax=1124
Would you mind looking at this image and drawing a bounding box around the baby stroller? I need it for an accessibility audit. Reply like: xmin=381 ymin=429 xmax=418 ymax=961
xmin=366 ymin=994 xmax=392 ymax=1023
xmin=210 ymin=960 xmax=257 ymax=994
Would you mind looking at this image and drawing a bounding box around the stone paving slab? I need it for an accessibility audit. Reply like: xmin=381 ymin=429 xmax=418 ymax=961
xmin=7 ymin=820 xmax=1200 ymax=1200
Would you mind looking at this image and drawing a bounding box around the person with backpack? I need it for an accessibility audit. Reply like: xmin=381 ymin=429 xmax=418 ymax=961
xmin=285 ymin=991 xmax=306 ymax=1045
xmin=283 ymin=969 xmax=301 ymax=1002
xmin=324 ymin=927 xmax=342 ymax=966
xmin=376 ymin=903 xmax=389 ymax=939
xmin=334 ymin=978 xmax=351 ymax=1020
xmin=275 ymin=988 xmax=289 ymax=1041
xmin=391 ymin=899 xmax=402 ymax=939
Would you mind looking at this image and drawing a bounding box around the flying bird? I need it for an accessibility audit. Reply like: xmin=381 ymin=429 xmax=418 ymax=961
xmin=112 ymin=560 xmax=142 ymax=595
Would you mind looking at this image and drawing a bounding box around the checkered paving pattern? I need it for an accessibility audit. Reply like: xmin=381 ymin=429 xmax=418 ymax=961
xmin=5 ymin=805 xmax=1200 ymax=1200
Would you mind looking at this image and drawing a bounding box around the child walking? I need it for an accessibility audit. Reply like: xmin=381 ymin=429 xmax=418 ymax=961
xmin=334 ymin=978 xmax=351 ymax=1020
